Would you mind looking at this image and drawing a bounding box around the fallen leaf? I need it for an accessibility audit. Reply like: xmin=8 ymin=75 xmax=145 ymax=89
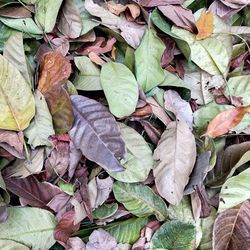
xmin=0 ymin=130 xmax=23 ymax=154
xmin=38 ymin=51 xmax=71 ymax=94
xmin=213 ymin=200 xmax=250 ymax=250
xmin=69 ymin=95 xmax=126 ymax=172
xmin=88 ymin=52 xmax=105 ymax=66
xmin=159 ymin=5 xmax=196 ymax=33
xmin=65 ymin=237 xmax=86 ymax=250
xmin=0 ymin=5 xmax=34 ymax=18
xmin=0 ymin=54 xmax=35 ymax=131
xmin=139 ymin=0 xmax=185 ymax=7
xmin=196 ymin=9 xmax=213 ymax=40
xmin=153 ymin=120 xmax=196 ymax=205
xmin=202 ymin=105 xmax=250 ymax=138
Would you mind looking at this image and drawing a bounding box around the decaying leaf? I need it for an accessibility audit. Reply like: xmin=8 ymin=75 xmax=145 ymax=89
xmin=153 ymin=120 xmax=196 ymax=205
xmin=196 ymin=9 xmax=214 ymax=40
xmin=202 ymin=105 xmax=250 ymax=138
xmin=69 ymin=95 xmax=126 ymax=172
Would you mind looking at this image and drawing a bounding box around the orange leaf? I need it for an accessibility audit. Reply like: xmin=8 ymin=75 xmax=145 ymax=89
xmin=38 ymin=52 xmax=71 ymax=94
xmin=195 ymin=9 xmax=213 ymax=40
xmin=202 ymin=105 xmax=250 ymax=138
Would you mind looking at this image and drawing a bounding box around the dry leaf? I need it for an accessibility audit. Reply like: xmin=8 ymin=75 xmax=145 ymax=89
xmin=202 ymin=105 xmax=250 ymax=138
xmin=88 ymin=52 xmax=105 ymax=66
xmin=196 ymin=9 xmax=214 ymax=40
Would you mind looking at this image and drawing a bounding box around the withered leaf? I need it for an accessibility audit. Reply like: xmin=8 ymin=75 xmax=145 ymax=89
xmin=202 ymin=105 xmax=250 ymax=138
xmin=196 ymin=9 xmax=214 ymax=40
xmin=69 ymin=95 xmax=126 ymax=172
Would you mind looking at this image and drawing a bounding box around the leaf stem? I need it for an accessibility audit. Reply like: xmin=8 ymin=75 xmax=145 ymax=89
xmin=23 ymin=139 xmax=31 ymax=162
xmin=16 ymin=0 xmax=35 ymax=14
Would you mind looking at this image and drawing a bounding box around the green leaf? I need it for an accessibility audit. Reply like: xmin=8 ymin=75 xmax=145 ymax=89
xmin=73 ymin=0 xmax=99 ymax=35
xmin=0 ymin=172 xmax=9 ymax=203
xmin=58 ymin=180 xmax=74 ymax=195
xmin=198 ymin=207 xmax=217 ymax=250
xmin=66 ymin=80 xmax=78 ymax=95
xmin=0 ymin=54 xmax=35 ymax=131
xmin=113 ymin=182 xmax=168 ymax=221
xmin=151 ymin=221 xmax=196 ymax=250
xmin=93 ymin=203 xmax=118 ymax=219
xmin=73 ymin=56 xmax=102 ymax=91
xmin=0 ymin=240 xmax=29 ymax=250
xmin=160 ymin=70 xmax=191 ymax=90
xmin=218 ymin=168 xmax=250 ymax=213
xmin=0 ymin=17 xmax=42 ymax=35
xmin=124 ymin=46 xmax=135 ymax=73
xmin=35 ymin=0 xmax=63 ymax=33
xmin=0 ymin=21 xmax=18 ymax=52
xmin=3 ymin=32 xmax=33 ymax=87
xmin=24 ymin=90 xmax=54 ymax=148
xmin=135 ymin=28 xmax=165 ymax=92
xmin=101 ymin=62 xmax=138 ymax=118
xmin=75 ymin=217 xmax=151 ymax=244
xmin=108 ymin=123 xmax=153 ymax=183
xmin=171 ymin=26 xmax=229 ymax=75
xmin=151 ymin=8 xmax=194 ymax=68
xmin=0 ymin=207 xmax=56 ymax=249
xmin=225 ymin=75 xmax=250 ymax=105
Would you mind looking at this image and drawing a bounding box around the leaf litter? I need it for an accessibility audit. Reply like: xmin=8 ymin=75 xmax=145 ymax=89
xmin=0 ymin=0 xmax=249 ymax=249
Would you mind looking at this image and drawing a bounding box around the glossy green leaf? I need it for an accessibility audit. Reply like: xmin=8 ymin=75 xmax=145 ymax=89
xmin=93 ymin=203 xmax=118 ymax=219
xmin=24 ymin=90 xmax=54 ymax=148
xmin=73 ymin=0 xmax=99 ymax=35
xmin=101 ymin=62 xmax=138 ymax=118
xmin=108 ymin=123 xmax=153 ymax=183
xmin=0 ymin=17 xmax=42 ymax=35
xmin=151 ymin=220 xmax=196 ymax=250
xmin=0 ymin=54 xmax=35 ymax=131
xmin=171 ymin=26 xmax=229 ymax=75
xmin=3 ymin=32 xmax=33 ymax=86
xmin=135 ymin=28 xmax=165 ymax=92
xmin=35 ymin=0 xmax=63 ymax=33
xmin=113 ymin=182 xmax=168 ymax=221
xmin=225 ymin=75 xmax=250 ymax=105
xmin=0 ymin=207 xmax=56 ymax=249
xmin=76 ymin=217 xmax=151 ymax=244
xmin=73 ymin=56 xmax=102 ymax=91
xmin=218 ymin=168 xmax=250 ymax=213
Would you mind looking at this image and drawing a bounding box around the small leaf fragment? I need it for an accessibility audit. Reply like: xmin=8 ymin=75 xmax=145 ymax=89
xmin=196 ymin=9 xmax=213 ymax=40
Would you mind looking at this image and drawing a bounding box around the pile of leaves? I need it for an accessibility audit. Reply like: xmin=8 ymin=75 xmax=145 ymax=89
xmin=0 ymin=0 xmax=249 ymax=249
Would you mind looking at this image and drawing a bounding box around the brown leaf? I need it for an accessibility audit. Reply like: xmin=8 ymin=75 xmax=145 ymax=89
xmin=0 ymin=5 xmax=34 ymax=18
xmin=196 ymin=9 xmax=213 ymax=40
xmin=213 ymin=200 xmax=250 ymax=250
xmin=3 ymin=175 xmax=62 ymax=210
xmin=58 ymin=0 xmax=82 ymax=39
xmin=38 ymin=52 xmax=71 ymax=94
xmin=69 ymin=95 xmax=126 ymax=172
xmin=160 ymin=37 xmax=175 ymax=68
xmin=158 ymin=5 xmax=196 ymax=33
xmin=140 ymin=120 xmax=162 ymax=145
xmin=0 ymin=148 xmax=15 ymax=161
xmin=0 ymin=143 xmax=24 ymax=159
xmin=76 ymin=37 xmax=116 ymax=55
xmin=88 ymin=52 xmax=106 ymax=66
xmin=202 ymin=105 xmax=250 ymax=138
xmin=230 ymin=51 xmax=249 ymax=71
xmin=0 ymin=130 xmax=23 ymax=154
xmin=54 ymin=209 xmax=80 ymax=247
xmin=139 ymin=0 xmax=184 ymax=7
xmin=86 ymin=228 xmax=118 ymax=250
xmin=44 ymin=82 xmax=75 ymax=134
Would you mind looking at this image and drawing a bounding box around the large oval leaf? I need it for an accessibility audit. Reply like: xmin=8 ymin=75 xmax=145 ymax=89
xmin=218 ymin=168 xmax=250 ymax=213
xmin=69 ymin=95 xmax=126 ymax=172
xmin=0 ymin=54 xmax=35 ymax=131
xmin=100 ymin=62 xmax=138 ymax=118
xmin=113 ymin=182 xmax=168 ymax=221
xmin=151 ymin=220 xmax=196 ymax=249
xmin=108 ymin=122 xmax=153 ymax=183
xmin=24 ymin=90 xmax=54 ymax=148
xmin=0 ymin=207 xmax=56 ymax=250
xmin=153 ymin=120 xmax=196 ymax=205
xmin=135 ymin=28 xmax=165 ymax=92
xmin=213 ymin=200 xmax=250 ymax=250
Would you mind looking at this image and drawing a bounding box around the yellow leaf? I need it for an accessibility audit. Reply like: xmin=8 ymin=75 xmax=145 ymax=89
xmin=196 ymin=9 xmax=213 ymax=40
